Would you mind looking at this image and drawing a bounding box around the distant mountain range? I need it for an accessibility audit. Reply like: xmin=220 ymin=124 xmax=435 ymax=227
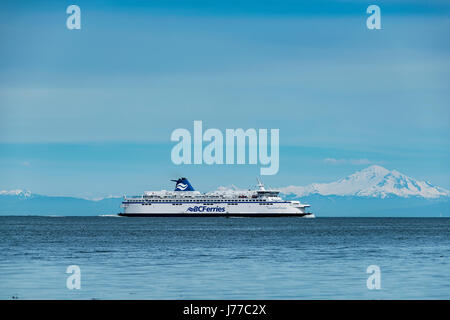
xmin=0 ymin=191 xmax=121 ymax=216
xmin=0 ymin=165 xmax=448 ymax=217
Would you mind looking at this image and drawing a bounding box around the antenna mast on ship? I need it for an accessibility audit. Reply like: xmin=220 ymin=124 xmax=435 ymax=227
xmin=256 ymin=177 xmax=266 ymax=191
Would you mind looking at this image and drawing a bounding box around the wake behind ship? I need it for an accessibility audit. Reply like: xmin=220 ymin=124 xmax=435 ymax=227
xmin=119 ymin=178 xmax=314 ymax=217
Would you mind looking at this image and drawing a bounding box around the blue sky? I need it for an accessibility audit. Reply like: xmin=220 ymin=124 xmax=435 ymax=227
xmin=0 ymin=1 xmax=449 ymax=197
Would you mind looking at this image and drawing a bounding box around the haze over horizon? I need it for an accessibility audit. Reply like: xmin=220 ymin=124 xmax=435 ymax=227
xmin=2 ymin=165 xmax=449 ymax=200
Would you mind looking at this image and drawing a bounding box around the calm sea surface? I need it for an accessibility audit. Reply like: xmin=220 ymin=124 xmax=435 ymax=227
xmin=0 ymin=217 xmax=449 ymax=299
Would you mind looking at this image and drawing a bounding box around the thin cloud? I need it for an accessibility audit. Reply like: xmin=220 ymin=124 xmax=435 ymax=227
xmin=324 ymin=158 xmax=373 ymax=165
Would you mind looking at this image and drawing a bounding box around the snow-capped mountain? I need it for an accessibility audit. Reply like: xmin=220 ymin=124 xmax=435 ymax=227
xmin=279 ymin=165 xmax=449 ymax=199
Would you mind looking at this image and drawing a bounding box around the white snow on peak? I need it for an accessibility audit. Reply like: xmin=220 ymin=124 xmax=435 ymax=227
xmin=280 ymin=165 xmax=449 ymax=199
xmin=88 ymin=195 xmax=122 ymax=201
xmin=0 ymin=189 xmax=32 ymax=197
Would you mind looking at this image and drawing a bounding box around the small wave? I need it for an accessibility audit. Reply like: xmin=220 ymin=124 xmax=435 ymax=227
xmin=98 ymin=214 xmax=121 ymax=217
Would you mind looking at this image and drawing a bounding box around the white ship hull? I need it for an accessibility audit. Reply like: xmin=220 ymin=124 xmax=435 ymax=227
xmin=120 ymin=202 xmax=313 ymax=217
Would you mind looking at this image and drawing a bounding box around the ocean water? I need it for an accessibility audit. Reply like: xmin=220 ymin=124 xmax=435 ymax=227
xmin=0 ymin=216 xmax=449 ymax=300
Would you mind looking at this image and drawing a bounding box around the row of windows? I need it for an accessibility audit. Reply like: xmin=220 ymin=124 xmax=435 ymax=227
xmin=134 ymin=202 xmax=281 ymax=205
xmin=130 ymin=199 xmax=270 ymax=203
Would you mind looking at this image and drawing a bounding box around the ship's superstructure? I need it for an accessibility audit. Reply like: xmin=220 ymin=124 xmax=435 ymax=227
xmin=119 ymin=178 xmax=314 ymax=217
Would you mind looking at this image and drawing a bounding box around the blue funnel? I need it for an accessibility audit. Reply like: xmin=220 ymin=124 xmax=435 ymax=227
xmin=171 ymin=178 xmax=195 ymax=191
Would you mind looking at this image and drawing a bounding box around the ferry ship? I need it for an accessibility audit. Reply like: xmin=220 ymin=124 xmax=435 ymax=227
xmin=119 ymin=178 xmax=314 ymax=217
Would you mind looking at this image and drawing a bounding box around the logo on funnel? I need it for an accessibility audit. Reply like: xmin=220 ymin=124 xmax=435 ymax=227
xmin=176 ymin=183 xmax=188 ymax=191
